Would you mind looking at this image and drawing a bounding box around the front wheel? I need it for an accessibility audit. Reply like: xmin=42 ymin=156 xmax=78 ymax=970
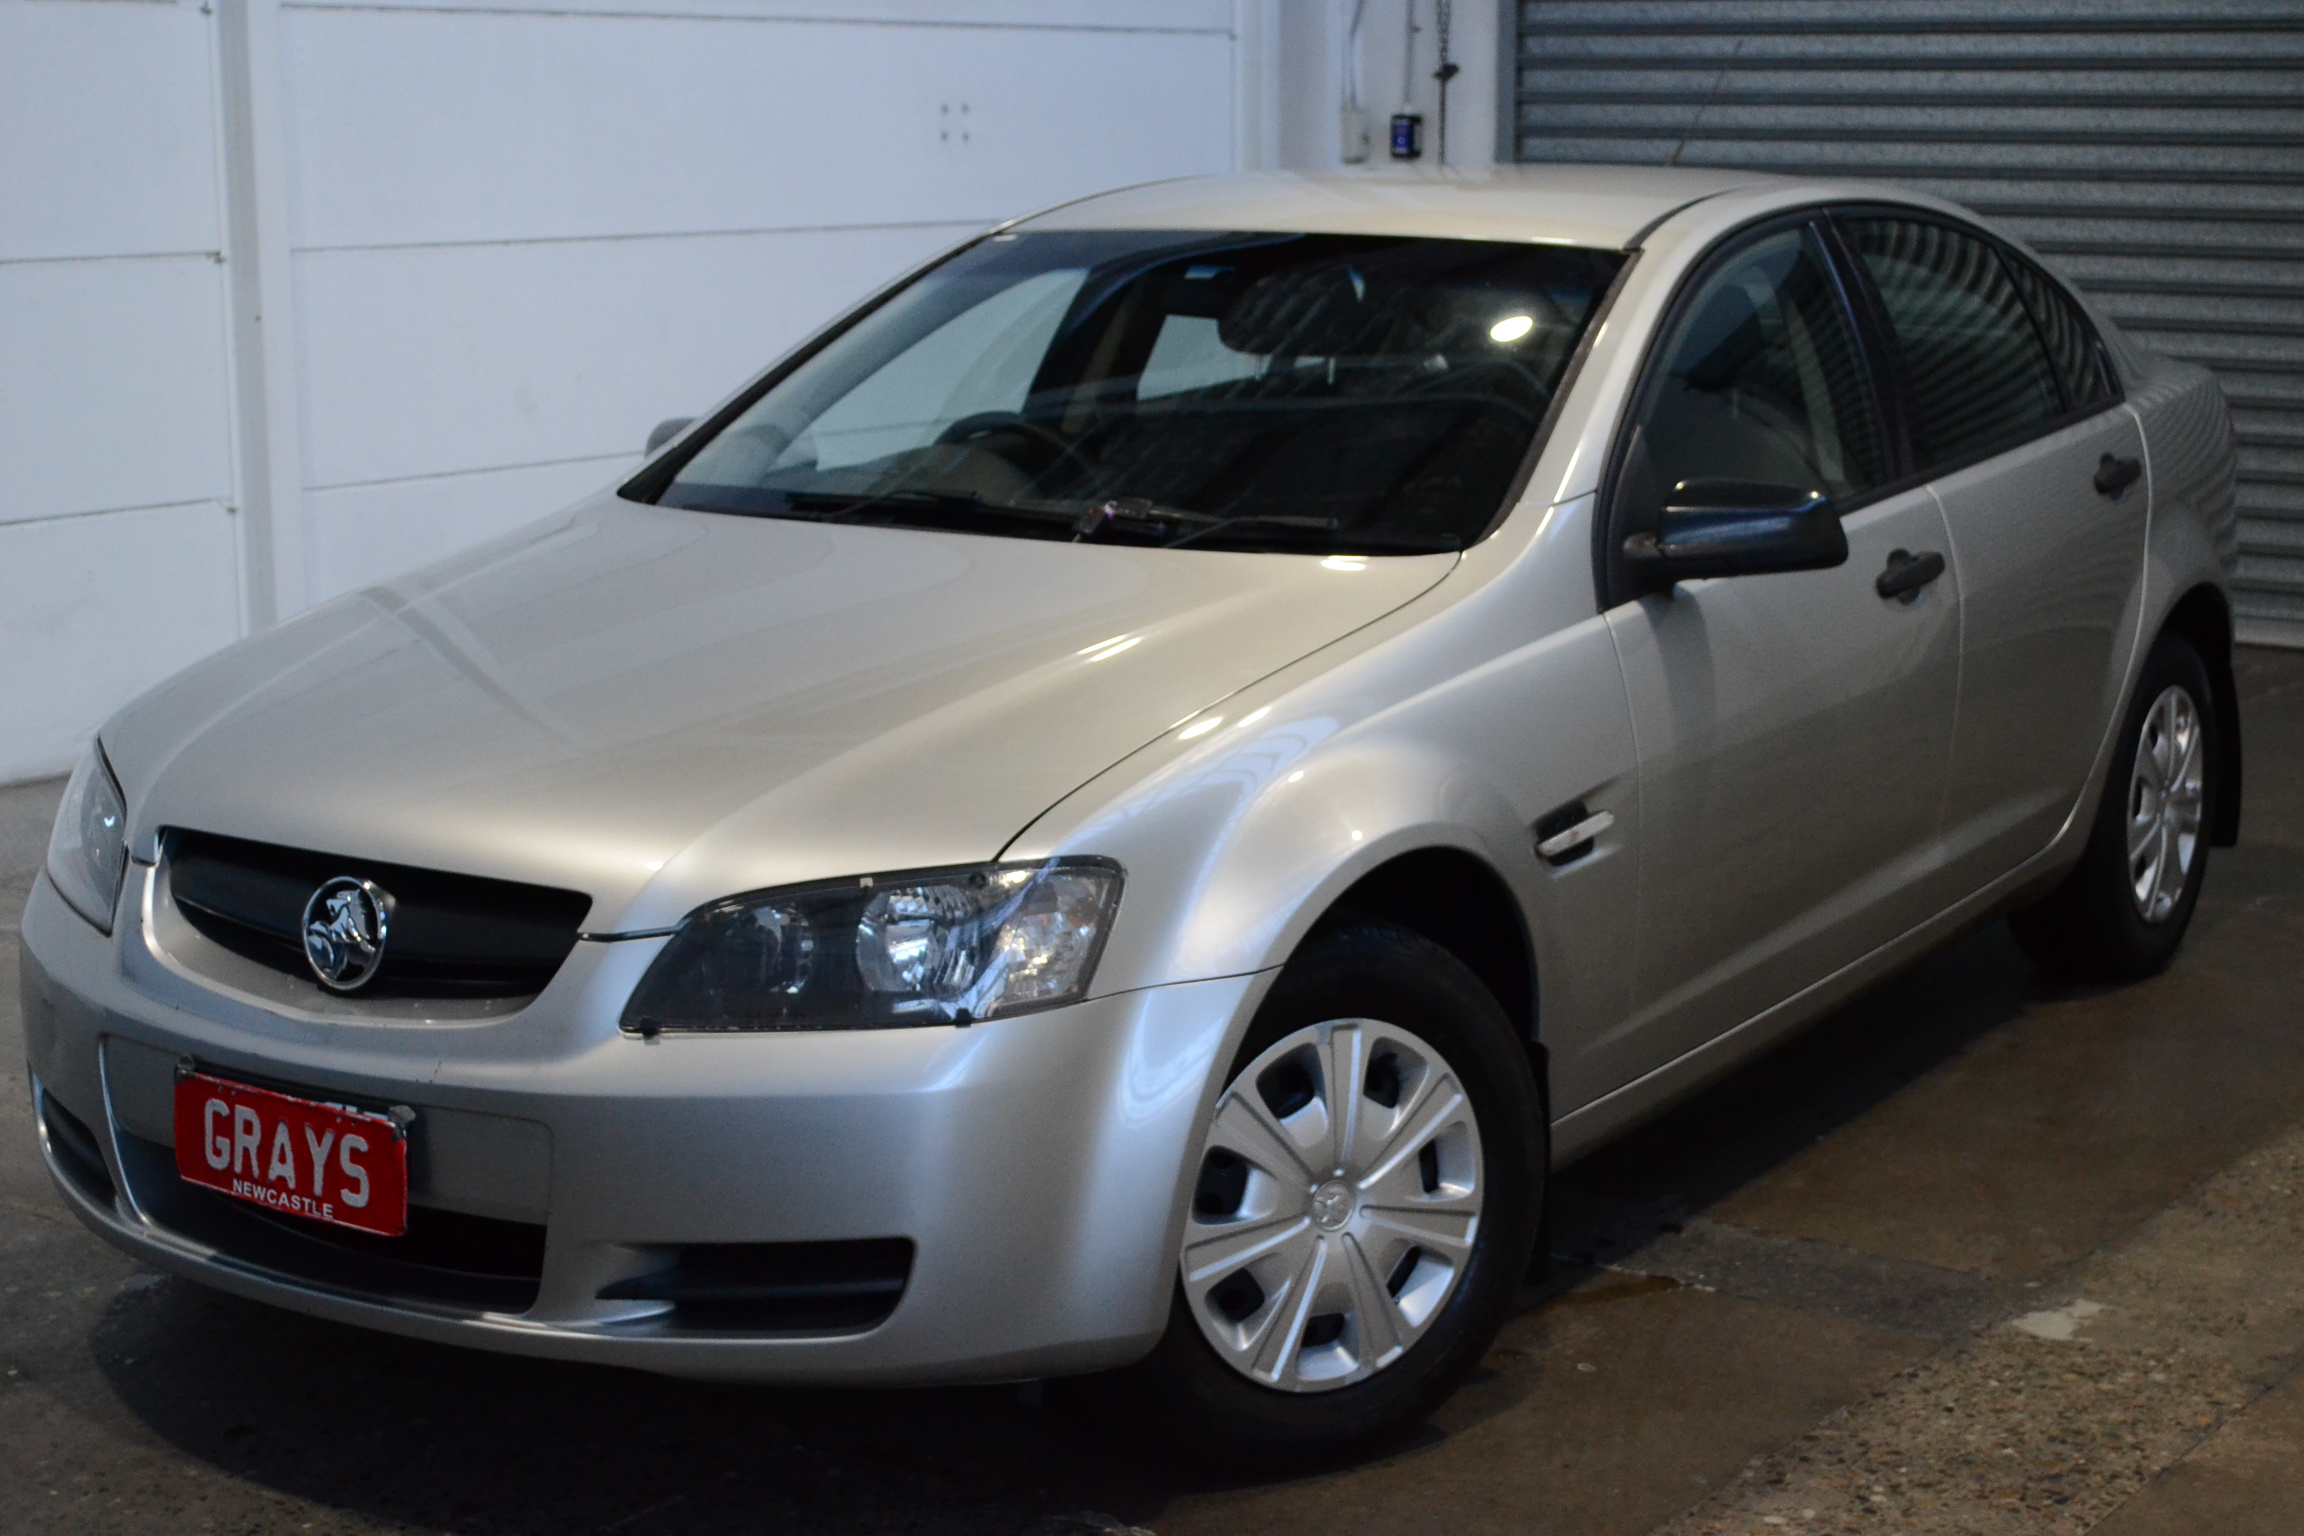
xmin=1107 ymin=920 xmax=1544 ymax=1463
xmin=2011 ymin=632 xmax=2216 ymax=982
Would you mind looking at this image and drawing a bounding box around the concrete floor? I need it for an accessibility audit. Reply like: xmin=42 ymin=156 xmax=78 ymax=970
xmin=4 ymin=649 xmax=2301 ymax=1536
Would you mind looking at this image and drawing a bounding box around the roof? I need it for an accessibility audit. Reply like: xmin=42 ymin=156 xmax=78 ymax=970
xmin=1012 ymin=165 xmax=1788 ymax=251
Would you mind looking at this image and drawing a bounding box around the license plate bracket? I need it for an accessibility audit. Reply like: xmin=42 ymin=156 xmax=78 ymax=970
xmin=171 ymin=1071 xmax=409 ymax=1237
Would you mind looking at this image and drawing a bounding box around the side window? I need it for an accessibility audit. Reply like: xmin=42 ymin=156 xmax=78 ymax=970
xmin=1624 ymin=226 xmax=1887 ymax=511
xmin=2003 ymin=250 xmax=2116 ymax=411
xmin=1843 ymin=218 xmax=2063 ymax=468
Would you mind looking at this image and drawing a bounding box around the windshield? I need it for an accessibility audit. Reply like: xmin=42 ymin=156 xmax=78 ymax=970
xmin=634 ymin=230 xmax=1625 ymax=555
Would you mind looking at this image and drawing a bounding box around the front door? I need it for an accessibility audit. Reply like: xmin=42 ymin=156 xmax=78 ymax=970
xmin=1597 ymin=219 xmax=1963 ymax=1084
xmin=1838 ymin=215 xmax=2151 ymax=892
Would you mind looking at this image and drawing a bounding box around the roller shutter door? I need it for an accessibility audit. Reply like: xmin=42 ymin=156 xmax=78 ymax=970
xmin=1512 ymin=1 xmax=2304 ymax=646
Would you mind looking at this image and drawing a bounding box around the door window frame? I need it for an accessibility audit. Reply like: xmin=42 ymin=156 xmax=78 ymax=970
xmin=1594 ymin=200 xmax=2129 ymax=613
xmin=1593 ymin=206 xmax=1903 ymax=611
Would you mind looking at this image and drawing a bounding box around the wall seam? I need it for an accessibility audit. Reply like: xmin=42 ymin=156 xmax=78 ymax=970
xmin=215 ymin=0 xmax=308 ymax=627
xmin=292 ymin=218 xmax=984 ymax=255
xmin=0 ymin=498 xmax=237 ymax=531
xmin=281 ymin=3 xmax=1229 ymax=31
xmin=309 ymin=452 xmax=636 ymax=493
xmin=0 ymin=250 xmax=223 ymax=269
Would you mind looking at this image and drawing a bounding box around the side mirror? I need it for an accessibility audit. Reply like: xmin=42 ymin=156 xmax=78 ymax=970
xmin=647 ymin=417 xmax=696 ymax=455
xmin=1622 ymin=480 xmax=1848 ymax=586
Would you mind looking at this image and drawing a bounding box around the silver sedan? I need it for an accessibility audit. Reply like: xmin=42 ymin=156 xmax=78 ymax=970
xmin=23 ymin=166 xmax=2240 ymax=1459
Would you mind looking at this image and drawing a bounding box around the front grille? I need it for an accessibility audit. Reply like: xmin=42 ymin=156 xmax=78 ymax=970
xmin=114 ymin=1131 xmax=546 ymax=1312
xmin=599 ymin=1239 xmax=913 ymax=1333
xmin=167 ymin=829 xmax=591 ymax=999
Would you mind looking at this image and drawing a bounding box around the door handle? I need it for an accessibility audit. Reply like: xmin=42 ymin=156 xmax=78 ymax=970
xmin=1876 ymin=548 xmax=1946 ymax=601
xmin=2094 ymin=453 xmax=2143 ymax=498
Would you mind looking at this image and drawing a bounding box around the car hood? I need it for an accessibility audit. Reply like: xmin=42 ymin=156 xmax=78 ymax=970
xmin=109 ymin=495 xmax=1455 ymax=931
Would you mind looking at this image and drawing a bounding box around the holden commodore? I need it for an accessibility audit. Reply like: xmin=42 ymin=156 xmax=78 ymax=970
xmin=23 ymin=166 xmax=2241 ymax=1458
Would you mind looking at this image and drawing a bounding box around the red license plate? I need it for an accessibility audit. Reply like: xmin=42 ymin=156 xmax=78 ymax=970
xmin=172 ymin=1072 xmax=409 ymax=1237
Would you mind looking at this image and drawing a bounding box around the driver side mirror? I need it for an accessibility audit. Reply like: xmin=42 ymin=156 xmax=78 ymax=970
xmin=1622 ymin=479 xmax=1849 ymax=587
xmin=647 ymin=417 xmax=696 ymax=455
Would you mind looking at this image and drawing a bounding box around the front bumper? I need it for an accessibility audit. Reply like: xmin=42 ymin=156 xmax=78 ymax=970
xmin=19 ymin=865 xmax=1258 ymax=1384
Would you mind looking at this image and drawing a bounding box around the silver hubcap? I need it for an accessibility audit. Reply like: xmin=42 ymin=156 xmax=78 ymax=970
xmin=2127 ymin=684 xmax=2206 ymax=924
xmin=1180 ymin=1019 xmax=1483 ymax=1393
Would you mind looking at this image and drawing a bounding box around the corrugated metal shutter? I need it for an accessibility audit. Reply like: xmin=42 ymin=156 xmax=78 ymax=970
xmin=1512 ymin=0 xmax=2304 ymax=647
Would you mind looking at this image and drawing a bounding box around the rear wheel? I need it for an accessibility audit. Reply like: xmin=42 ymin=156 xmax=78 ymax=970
xmin=1111 ymin=920 xmax=1544 ymax=1463
xmin=2011 ymin=633 xmax=2215 ymax=981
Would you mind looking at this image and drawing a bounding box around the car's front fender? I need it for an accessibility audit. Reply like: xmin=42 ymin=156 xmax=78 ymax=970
xmin=1008 ymin=589 xmax=1641 ymax=1114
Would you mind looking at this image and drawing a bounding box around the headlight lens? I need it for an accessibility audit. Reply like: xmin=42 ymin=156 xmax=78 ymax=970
xmin=622 ymin=859 xmax=1122 ymax=1032
xmin=46 ymin=741 xmax=128 ymax=933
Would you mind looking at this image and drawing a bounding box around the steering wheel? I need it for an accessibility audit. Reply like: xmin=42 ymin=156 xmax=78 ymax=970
xmin=936 ymin=411 xmax=1094 ymax=482
xmin=1402 ymin=356 xmax=1552 ymax=411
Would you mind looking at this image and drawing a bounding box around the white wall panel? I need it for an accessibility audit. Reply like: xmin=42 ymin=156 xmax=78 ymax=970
xmin=305 ymin=454 xmax=639 ymax=602
xmin=0 ymin=0 xmax=1255 ymax=782
xmin=0 ymin=503 xmax=242 ymax=782
xmin=0 ymin=0 xmax=221 ymax=263
xmin=283 ymin=8 xmax=1237 ymax=250
xmin=293 ymin=221 xmax=963 ymax=489
xmin=314 ymin=0 xmax=1231 ymax=26
xmin=0 ymin=257 xmax=236 ymax=526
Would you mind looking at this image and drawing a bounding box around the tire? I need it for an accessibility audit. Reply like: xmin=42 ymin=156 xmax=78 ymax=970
xmin=1102 ymin=919 xmax=1545 ymax=1465
xmin=2010 ymin=633 xmax=2216 ymax=983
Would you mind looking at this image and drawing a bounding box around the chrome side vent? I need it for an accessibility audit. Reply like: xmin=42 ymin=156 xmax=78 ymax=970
xmin=1534 ymin=801 xmax=1614 ymax=868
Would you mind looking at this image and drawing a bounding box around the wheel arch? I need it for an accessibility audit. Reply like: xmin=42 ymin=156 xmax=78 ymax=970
xmin=2159 ymin=583 xmax=2242 ymax=846
xmin=1301 ymin=846 xmax=1545 ymax=1089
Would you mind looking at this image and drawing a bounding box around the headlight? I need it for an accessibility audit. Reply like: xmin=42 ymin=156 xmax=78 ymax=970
xmin=622 ymin=859 xmax=1122 ymax=1033
xmin=47 ymin=741 xmax=128 ymax=933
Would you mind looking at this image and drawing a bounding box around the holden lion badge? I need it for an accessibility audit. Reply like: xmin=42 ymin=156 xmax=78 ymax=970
xmin=302 ymin=876 xmax=391 ymax=992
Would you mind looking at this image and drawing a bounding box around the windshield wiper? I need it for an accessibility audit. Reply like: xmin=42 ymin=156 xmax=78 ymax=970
xmin=758 ymin=488 xmax=1212 ymax=545
xmin=711 ymin=488 xmax=1457 ymax=555
xmin=1029 ymin=496 xmax=1220 ymax=541
xmin=1163 ymin=514 xmax=1461 ymax=555
xmin=781 ymin=487 xmax=1080 ymax=535
xmin=1159 ymin=514 xmax=1339 ymax=550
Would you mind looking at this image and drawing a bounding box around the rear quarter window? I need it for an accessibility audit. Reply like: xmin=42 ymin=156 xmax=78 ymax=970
xmin=1843 ymin=217 xmax=2064 ymax=470
xmin=2003 ymin=251 xmax=2118 ymax=411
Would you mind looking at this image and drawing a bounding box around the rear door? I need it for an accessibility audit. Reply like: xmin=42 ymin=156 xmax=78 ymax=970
xmin=1595 ymin=216 xmax=1963 ymax=1086
xmin=1837 ymin=215 xmax=2148 ymax=893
